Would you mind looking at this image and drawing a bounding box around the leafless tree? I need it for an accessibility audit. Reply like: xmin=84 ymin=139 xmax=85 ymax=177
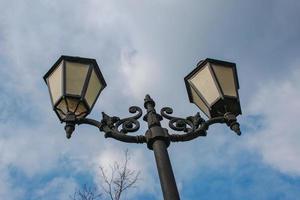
xmin=70 ymin=184 xmax=102 ymax=200
xmin=99 ymin=149 xmax=140 ymax=200
xmin=71 ymin=149 xmax=140 ymax=200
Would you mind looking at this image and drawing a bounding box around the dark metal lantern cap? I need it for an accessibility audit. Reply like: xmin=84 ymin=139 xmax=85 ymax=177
xmin=43 ymin=55 xmax=107 ymax=88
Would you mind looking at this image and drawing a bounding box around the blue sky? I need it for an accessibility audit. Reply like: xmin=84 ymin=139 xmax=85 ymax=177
xmin=0 ymin=0 xmax=300 ymax=199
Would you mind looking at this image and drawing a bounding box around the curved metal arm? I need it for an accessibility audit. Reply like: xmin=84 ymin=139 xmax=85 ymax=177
xmin=161 ymin=107 xmax=204 ymax=134
xmin=72 ymin=104 xmax=240 ymax=144
xmin=160 ymin=107 xmax=238 ymax=142
xmin=102 ymin=126 xmax=146 ymax=144
xmin=77 ymin=106 xmax=146 ymax=144
xmin=169 ymin=117 xmax=227 ymax=142
xmin=77 ymin=118 xmax=103 ymax=129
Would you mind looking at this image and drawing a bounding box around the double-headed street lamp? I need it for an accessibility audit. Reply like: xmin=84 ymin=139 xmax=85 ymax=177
xmin=44 ymin=55 xmax=242 ymax=200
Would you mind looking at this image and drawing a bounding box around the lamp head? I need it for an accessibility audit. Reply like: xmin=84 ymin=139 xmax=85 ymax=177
xmin=44 ymin=55 xmax=106 ymax=122
xmin=185 ymin=58 xmax=241 ymax=118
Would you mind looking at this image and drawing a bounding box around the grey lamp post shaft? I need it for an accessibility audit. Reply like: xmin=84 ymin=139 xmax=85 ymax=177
xmin=144 ymin=95 xmax=180 ymax=200
xmin=153 ymin=140 xmax=180 ymax=200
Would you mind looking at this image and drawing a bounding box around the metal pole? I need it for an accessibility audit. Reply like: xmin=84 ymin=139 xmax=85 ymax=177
xmin=152 ymin=139 xmax=180 ymax=200
xmin=143 ymin=95 xmax=180 ymax=200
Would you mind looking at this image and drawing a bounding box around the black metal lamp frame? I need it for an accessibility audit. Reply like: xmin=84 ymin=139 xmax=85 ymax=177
xmin=64 ymin=94 xmax=241 ymax=200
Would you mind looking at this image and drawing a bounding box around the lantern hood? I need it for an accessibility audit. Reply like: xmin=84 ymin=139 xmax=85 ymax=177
xmin=43 ymin=55 xmax=106 ymax=88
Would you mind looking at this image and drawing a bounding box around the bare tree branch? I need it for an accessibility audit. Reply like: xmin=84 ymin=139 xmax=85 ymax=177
xmin=71 ymin=149 xmax=140 ymax=200
xmin=99 ymin=149 xmax=140 ymax=200
xmin=70 ymin=184 xmax=102 ymax=200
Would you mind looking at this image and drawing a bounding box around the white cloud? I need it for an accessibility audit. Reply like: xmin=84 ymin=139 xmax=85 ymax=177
xmin=0 ymin=121 xmax=68 ymax=177
xmin=0 ymin=0 xmax=300 ymax=199
xmin=0 ymin=0 xmax=135 ymax=180
xmin=246 ymin=68 xmax=300 ymax=176
xmin=119 ymin=49 xmax=162 ymax=99
xmin=92 ymin=144 xmax=159 ymax=198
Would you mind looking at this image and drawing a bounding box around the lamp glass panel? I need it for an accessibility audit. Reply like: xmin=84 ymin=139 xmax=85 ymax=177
xmin=75 ymin=102 xmax=87 ymax=118
xmin=65 ymin=61 xmax=89 ymax=96
xmin=212 ymin=65 xmax=237 ymax=97
xmin=85 ymin=68 xmax=102 ymax=107
xmin=66 ymin=98 xmax=80 ymax=113
xmin=56 ymin=99 xmax=68 ymax=115
xmin=47 ymin=62 xmax=62 ymax=104
xmin=189 ymin=65 xmax=220 ymax=105
xmin=190 ymin=86 xmax=210 ymax=117
xmin=66 ymin=98 xmax=88 ymax=117
xmin=57 ymin=110 xmax=66 ymax=119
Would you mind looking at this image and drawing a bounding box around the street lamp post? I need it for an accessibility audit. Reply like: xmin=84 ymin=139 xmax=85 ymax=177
xmin=44 ymin=55 xmax=242 ymax=200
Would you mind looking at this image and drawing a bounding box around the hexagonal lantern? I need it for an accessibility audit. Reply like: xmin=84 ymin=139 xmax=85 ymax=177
xmin=184 ymin=58 xmax=241 ymax=118
xmin=44 ymin=55 xmax=106 ymax=122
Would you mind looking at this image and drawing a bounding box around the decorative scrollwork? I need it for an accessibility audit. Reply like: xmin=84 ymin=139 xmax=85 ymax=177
xmin=74 ymin=95 xmax=237 ymax=144
xmin=82 ymin=106 xmax=146 ymax=144
xmin=109 ymin=106 xmax=143 ymax=134
xmin=160 ymin=107 xmax=204 ymax=134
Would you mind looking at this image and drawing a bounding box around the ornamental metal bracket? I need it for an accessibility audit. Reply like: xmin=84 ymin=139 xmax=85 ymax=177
xmin=65 ymin=94 xmax=241 ymax=146
xmin=76 ymin=106 xmax=147 ymax=144
xmin=160 ymin=107 xmax=241 ymax=143
xmin=160 ymin=107 xmax=204 ymax=134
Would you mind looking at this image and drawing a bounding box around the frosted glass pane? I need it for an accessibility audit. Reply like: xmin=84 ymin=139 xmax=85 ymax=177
xmin=85 ymin=68 xmax=102 ymax=107
xmin=66 ymin=98 xmax=80 ymax=112
xmin=66 ymin=62 xmax=89 ymax=95
xmin=56 ymin=99 xmax=68 ymax=115
xmin=75 ymin=102 xmax=87 ymax=118
xmin=57 ymin=110 xmax=66 ymax=119
xmin=212 ymin=65 xmax=237 ymax=97
xmin=66 ymin=98 xmax=87 ymax=118
xmin=189 ymin=65 xmax=220 ymax=105
xmin=47 ymin=62 xmax=62 ymax=104
xmin=190 ymin=86 xmax=210 ymax=117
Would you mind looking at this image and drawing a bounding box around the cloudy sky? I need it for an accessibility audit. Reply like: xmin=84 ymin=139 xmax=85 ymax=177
xmin=0 ymin=0 xmax=300 ymax=199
